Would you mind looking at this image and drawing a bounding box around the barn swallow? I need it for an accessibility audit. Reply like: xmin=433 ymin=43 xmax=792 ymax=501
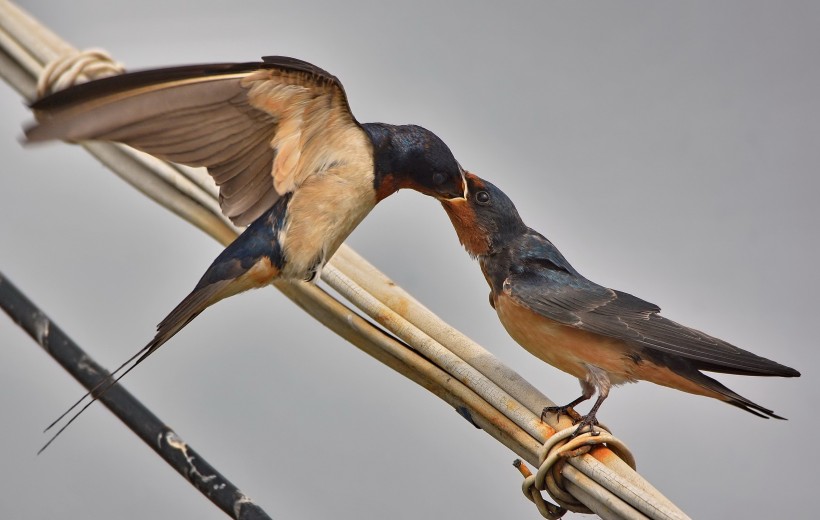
xmin=25 ymin=56 xmax=467 ymax=443
xmin=442 ymin=173 xmax=800 ymax=434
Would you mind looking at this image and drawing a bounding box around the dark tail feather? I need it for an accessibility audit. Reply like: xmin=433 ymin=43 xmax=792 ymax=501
xmin=39 ymin=282 xmax=233 ymax=454
xmin=40 ymin=343 xmax=153 ymax=436
xmin=41 ymin=282 xmax=220 ymax=431
xmin=690 ymin=370 xmax=788 ymax=420
xmin=694 ymin=358 xmax=800 ymax=378
xmin=40 ymin=202 xmax=288 ymax=452
xmin=38 ymin=342 xmax=151 ymax=454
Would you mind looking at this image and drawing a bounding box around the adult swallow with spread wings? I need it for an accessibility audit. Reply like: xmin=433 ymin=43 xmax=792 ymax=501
xmin=25 ymin=56 xmax=466 ymax=440
xmin=442 ymin=173 xmax=799 ymax=433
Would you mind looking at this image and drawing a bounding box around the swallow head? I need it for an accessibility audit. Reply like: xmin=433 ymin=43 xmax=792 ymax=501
xmin=441 ymin=172 xmax=527 ymax=257
xmin=363 ymin=123 xmax=466 ymax=201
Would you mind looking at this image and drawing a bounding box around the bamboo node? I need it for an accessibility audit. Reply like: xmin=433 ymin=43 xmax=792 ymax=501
xmin=517 ymin=425 xmax=636 ymax=519
xmin=36 ymin=48 xmax=124 ymax=97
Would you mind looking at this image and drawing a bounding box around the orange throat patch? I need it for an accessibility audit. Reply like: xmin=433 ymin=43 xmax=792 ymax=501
xmin=442 ymin=198 xmax=491 ymax=257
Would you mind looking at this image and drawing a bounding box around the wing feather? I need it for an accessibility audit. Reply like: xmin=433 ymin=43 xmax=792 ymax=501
xmin=26 ymin=56 xmax=367 ymax=226
xmin=504 ymin=236 xmax=798 ymax=377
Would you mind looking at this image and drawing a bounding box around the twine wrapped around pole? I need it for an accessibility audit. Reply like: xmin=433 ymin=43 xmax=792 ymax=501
xmin=0 ymin=1 xmax=690 ymax=518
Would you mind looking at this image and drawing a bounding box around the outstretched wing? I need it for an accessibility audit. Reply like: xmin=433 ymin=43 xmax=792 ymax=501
xmin=26 ymin=56 xmax=365 ymax=226
xmin=503 ymin=236 xmax=799 ymax=377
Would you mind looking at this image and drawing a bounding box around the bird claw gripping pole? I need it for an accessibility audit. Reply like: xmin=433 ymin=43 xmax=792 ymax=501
xmin=0 ymin=2 xmax=690 ymax=518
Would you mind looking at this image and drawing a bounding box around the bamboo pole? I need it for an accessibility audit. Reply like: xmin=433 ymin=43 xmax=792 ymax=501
xmin=0 ymin=1 xmax=690 ymax=518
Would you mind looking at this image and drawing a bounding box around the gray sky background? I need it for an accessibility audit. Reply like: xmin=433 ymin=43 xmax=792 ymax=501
xmin=1 ymin=1 xmax=817 ymax=518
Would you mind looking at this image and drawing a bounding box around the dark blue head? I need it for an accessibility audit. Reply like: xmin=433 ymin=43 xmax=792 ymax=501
xmin=441 ymin=172 xmax=528 ymax=257
xmin=362 ymin=123 xmax=466 ymax=201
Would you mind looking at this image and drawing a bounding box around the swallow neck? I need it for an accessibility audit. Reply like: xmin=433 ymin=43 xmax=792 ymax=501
xmin=361 ymin=123 xmax=402 ymax=199
xmin=362 ymin=122 xmax=454 ymax=201
xmin=475 ymin=214 xmax=526 ymax=257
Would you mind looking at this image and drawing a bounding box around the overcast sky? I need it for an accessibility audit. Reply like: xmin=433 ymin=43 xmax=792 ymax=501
xmin=1 ymin=1 xmax=817 ymax=519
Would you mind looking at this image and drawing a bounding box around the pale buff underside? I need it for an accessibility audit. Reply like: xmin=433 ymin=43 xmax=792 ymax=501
xmin=278 ymin=126 xmax=376 ymax=279
xmin=244 ymin=69 xmax=380 ymax=278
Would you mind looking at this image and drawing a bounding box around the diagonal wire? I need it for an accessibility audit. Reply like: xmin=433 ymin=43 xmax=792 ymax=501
xmin=0 ymin=272 xmax=273 ymax=520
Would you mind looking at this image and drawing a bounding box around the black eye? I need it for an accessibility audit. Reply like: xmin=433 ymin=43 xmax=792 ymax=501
xmin=432 ymin=172 xmax=446 ymax=185
xmin=475 ymin=191 xmax=490 ymax=205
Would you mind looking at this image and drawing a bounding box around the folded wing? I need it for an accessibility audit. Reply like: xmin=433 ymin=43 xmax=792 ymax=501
xmin=504 ymin=237 xmax=800 ymax=378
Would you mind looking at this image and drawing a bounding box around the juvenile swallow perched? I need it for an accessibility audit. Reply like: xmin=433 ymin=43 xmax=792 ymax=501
xmin=442 ymin=173 xmax=799 ymax=433
xmin=25 ymin=56 xmax=466 ymax=439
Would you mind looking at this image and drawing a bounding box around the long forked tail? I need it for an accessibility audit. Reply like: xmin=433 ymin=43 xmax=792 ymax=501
xmin=39 ymin=283 xmax=243 ymax=453
xmin=689 ymin=369 xmax=791 ymax=420
xmin=40 ymin=200 xmax=288 ymax=452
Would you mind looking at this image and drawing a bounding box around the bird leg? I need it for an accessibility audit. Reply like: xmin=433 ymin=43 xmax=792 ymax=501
xmin=571 ymin=390 xmax=608 ymax=437
xmin=571 ymin=367 xmax=611 ymax=437
xmin=541 ymin=379 xmax=595 ymax=423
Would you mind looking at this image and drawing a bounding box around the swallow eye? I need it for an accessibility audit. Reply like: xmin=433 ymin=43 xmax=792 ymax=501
xmin=475 ymin=190 xmax=490 ymax=205
xmin=432 ymin=172 xmax=446 ymax=185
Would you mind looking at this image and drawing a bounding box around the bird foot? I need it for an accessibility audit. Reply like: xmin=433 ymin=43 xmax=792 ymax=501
xmin=541 ymin=404 xmax=583 ymax=424
xmin=570 ymin=414 xmax=600 ymax=438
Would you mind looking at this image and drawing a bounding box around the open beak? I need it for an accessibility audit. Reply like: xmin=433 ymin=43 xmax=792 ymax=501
xmin=441 ymin=166 xmax=469 ymax=202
